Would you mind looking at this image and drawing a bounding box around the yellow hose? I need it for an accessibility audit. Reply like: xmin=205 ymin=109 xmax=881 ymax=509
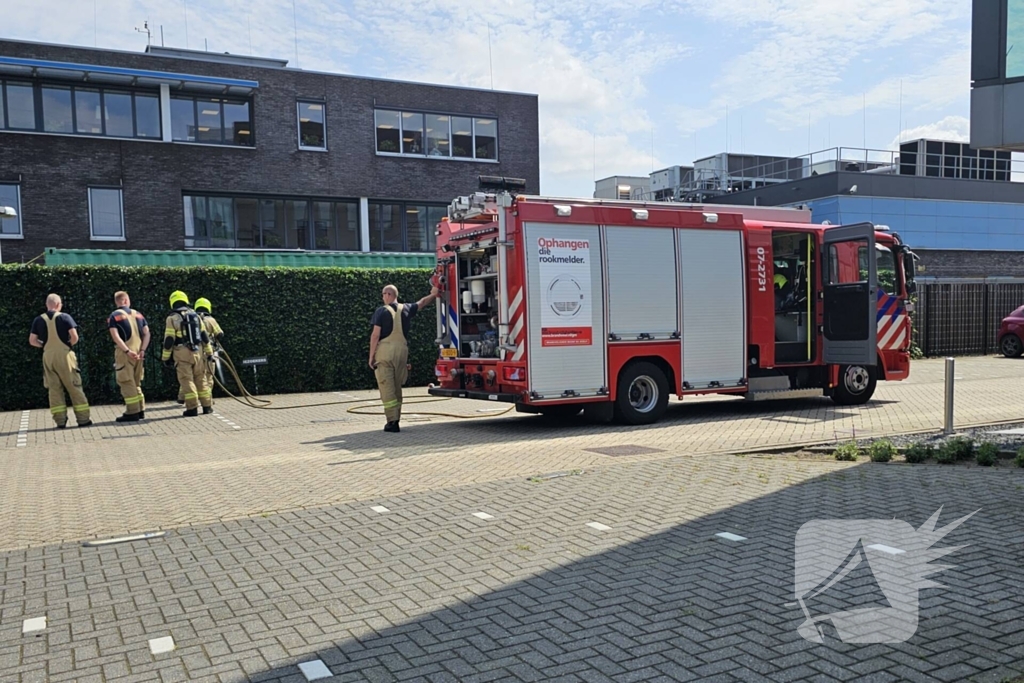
xmin=210 ymin=347 xmax=513 ymax=419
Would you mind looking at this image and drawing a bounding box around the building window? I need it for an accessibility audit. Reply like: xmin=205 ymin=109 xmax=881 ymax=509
xmin=368 ymin=200 xmax=444 ymax=252
xmin=297 ymin=101 xmax=326 ymax=150
xmin=401 ymin=112 xmax=424 ymax=154
xmin=41 ymin=86 xmax=73 ymax=133
xmin=375 ymin=109 xmax=498 ymax=161
xmin=0 ymin=184 xmax=22 ymax=238
xmin=1009 ymin=0 xmax=1024 ymax=78
xmin=88 ymin=188 xmax=125 ymax=241
xmin=426 ymin=114 xmax=450 ymax=157
xmin=184 ymin=195 xmax=360 ymax=250
xmin=451 ymin=116 xmax=473 ymax=158
xmin=474 ymin=118 xmax=497 ymax=160
xmin=75 ymin=89 xmax=102 ymax=134
xmin=375 ymin=110 xmax=401 ymax=153
xmin=1 ymin=80 xmax=162 ymax=139
xmin=5 ymin=82 xmax=37 ymax=130
xmin=170 ymin=95 xmax=252 ymax=146
xmin=135 ymin=94 xmax=161 ymax=138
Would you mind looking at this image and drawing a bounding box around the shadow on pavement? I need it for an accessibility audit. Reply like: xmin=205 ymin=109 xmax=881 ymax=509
xmin=303 ymin=397 xmax=904 ymax=460
xmin=238 ymin=461 xmax=1023 ymax=683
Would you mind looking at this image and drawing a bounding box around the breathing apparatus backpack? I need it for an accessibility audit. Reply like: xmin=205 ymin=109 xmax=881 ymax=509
xmin=178 ymin=309 xmax=204 ymax=351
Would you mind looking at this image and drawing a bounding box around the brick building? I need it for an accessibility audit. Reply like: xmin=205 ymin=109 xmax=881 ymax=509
xmin=0 ymin=39 xmax=539 ymax=262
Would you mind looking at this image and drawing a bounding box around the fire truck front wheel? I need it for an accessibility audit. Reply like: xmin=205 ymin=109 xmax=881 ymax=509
xmin=832 ymin=364 xmax=877 ymax=406
xmin=615 ymin=362 xmax=669 ymax=425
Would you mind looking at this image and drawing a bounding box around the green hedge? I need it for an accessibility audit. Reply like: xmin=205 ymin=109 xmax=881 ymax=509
xmin=0 ymin=265 xmax=437 ymax=411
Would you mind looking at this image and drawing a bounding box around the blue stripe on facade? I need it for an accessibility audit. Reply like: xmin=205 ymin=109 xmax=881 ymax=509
xmin=0 ymin=56 xmax=259 ymax=89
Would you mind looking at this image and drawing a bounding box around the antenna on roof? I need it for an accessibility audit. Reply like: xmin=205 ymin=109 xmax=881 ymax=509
xmin=135 ymin=20 xmax=152 ymax=47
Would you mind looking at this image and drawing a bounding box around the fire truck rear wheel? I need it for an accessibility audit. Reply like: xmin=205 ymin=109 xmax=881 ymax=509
xmin=615 ymin=362 xmax=669 ymax=425
xmin=832 ymin=364 xmax=877 ymax=405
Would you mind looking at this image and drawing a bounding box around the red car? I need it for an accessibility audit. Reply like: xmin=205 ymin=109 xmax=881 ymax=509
xmin=999 ymin=305 xmax=1024 ymax=357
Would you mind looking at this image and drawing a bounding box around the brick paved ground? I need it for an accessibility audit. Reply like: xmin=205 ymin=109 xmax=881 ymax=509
xmin=0 ymin=357 xmax=1023 ymax=681
xmin=0 ymin=450 xmax=1022 ymax=682
xmin=0 ymin=357 xmax=1022 ymax=551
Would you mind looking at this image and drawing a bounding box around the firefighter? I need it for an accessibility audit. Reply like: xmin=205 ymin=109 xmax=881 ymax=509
xmin=161 ymin=291 xmax=214 ymax=417
xmin=195 ymin=297 xmax=224 ymax=399
xmin=28 ymin=293 xmax=92 ymax=429
xmin=108 ymin=291 xmax=151 ymax=422
xmin=368 ymin=283 xmax=439 ymax=432
xmin=774 ymin=272 xmax=795 ymax=310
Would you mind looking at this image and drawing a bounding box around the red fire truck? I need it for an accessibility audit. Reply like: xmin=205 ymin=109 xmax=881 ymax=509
xmin=428 ymin=191 xmax=917 ymax=425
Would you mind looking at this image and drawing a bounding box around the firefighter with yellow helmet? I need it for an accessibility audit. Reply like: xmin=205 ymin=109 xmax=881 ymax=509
xmin=176 ymin=297 xmax=224 ymax=404
xmin=161 ymin=291 xmax=213 ymax=417
xmin=195 ymin=297 xmax=224 ymax=401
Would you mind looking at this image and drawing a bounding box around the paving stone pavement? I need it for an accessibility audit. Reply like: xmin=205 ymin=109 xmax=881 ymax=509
xmin=1 ymin=449 xmax=1023 ymax=682
xmin=0 ymin=357 xmax=1023 ymax=551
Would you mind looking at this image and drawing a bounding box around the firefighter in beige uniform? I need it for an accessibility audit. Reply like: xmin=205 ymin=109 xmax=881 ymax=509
xmin=161 ymin=291 xmax=214 ymax=417
xmin=368 ymin=284 xmax=438 ymax=432
xmin=195 ymin=297 xmax=224 ymax=402
xmin=108 ymin=291 xmax=151 ymax=422
xmin=177 ymin=297 xmax=224 ymax=404
xmin=28 ymin=293 xmax=92 ymax=428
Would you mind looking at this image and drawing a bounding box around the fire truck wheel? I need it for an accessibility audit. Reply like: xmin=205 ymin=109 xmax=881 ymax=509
xmin=615 ymin=362 xmax=669 ymax=425
xmin=1000 ymin=333 xmax=1023 ymax=358
xmin=832 ymin=365 xmax=877 ymax=405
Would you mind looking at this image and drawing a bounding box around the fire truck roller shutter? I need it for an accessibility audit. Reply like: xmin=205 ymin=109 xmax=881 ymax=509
xmin=523 ymin=222 xmax=607 ymax=398
xmin=606 ymin=227 xmax=678 ymax=340
xmin=678 ymin=229 xmax=746 ymax=389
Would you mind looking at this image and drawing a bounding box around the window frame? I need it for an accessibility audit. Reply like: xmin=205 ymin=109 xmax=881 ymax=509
xmin=0 ymin=183 xmax=23 ymax=239
xmin=374 ymin=108 xmax=499 ymax=162
xmin=171 ymin=95 xmax=253 ymax=147
xmin=87 ymin=187 xmax=126 ymax=242
xmin=183 ymin=193 xmax=362 ymax=251
xmin=368 ymin=199 xmax=445 ymax=252
xmin=297 ymin=100 xmax=327 ymax=151
xmin=1 ymin=79 xmax=164 ymax=140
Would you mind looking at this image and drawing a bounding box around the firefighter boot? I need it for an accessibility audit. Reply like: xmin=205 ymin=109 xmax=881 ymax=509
xmin=116 ymin=412 xmax=142 ymax=423
xmin=384 ymin=421 xmax=400 ymax=433
xmin=202 ymin=406 xmax=213 ymax=415
xmin=183 ymin=408 xmax=199 ymax=417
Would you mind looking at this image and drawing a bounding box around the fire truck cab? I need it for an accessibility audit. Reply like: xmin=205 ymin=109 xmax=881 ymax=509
xmin=429 ymin=192 xmax=916 ymax=425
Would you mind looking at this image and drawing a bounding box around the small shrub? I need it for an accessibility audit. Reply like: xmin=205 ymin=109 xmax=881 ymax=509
xmin=935 ymin=442 xmax=958 ymax=464
xmin=976 ymin=442 xmax=998 ymax=467
xmin=834 ymin=442 xmax=860 ymax=462
xmin=868 ymin=439 xmax=897 ymax=463
xmin=1016 ymin=447 xmax=1024 ymax=468
xmin=944 ymin=436 xmax=975 ymax=462
xmin=904 ymin=443 xmax=933 ymax=464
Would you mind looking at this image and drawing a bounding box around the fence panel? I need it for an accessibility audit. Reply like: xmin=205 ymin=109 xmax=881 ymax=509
xmin=916 ymin=279 xmax=1024 ymax=357
xmin=922 ymin=282 xmax=986 ymax=356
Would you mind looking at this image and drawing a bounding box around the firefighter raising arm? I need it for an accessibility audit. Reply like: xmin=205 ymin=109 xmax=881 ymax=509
xmin=368 ymin=283 xmax=438 ymax=433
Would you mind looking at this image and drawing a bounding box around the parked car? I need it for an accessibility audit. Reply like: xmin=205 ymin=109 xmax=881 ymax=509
xmin=999 ymin=305 xmax=1024 ymax=357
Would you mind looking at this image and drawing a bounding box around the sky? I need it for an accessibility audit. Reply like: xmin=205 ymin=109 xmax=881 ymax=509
xmin=3 ymin=0 xmax=973 ymax=197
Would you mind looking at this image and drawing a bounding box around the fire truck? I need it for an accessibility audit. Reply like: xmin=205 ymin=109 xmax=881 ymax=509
xmin=428 ymin=190 xmax=917 ymax=425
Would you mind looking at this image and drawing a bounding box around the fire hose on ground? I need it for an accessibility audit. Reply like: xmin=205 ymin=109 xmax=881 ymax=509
xmin=206 ymin=346 xmax=514 ymax=419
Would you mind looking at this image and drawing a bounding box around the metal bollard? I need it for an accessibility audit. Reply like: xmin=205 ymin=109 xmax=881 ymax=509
xmin=944 ymin=357 xmax=955 ymax=434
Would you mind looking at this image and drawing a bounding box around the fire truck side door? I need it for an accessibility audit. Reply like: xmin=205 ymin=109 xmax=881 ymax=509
xmin=821 ymin=223 xmax=877 ymax=366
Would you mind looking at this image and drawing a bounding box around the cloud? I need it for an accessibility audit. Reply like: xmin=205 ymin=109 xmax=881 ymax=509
xmin=673 ymin=0 xmax=970 ymax=132
xmin=345 ymin=0 xmax=688 ymax=191
xmin=889 ymin=115 xmax=969 ymax=149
